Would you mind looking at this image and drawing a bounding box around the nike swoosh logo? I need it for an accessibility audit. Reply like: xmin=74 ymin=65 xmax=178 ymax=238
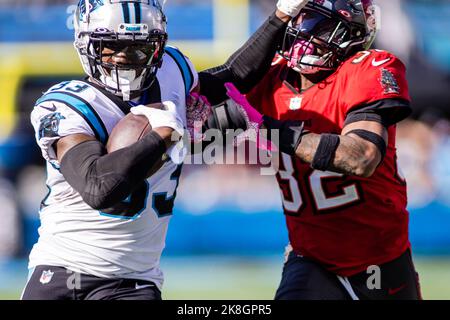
xmin=39 ymin=104 xmax=57 ymax=112
xmin=372 ymin=58 xmax=391 ymax=67
xmin=135 ymin=283 xmax=155 ymax=290
xmin=388 ymin=283 xmax=407 ymax=295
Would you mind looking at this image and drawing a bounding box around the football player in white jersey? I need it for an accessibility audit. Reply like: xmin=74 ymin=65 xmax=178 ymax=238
xmin=22 ymin=0 xmax=307 ymax=300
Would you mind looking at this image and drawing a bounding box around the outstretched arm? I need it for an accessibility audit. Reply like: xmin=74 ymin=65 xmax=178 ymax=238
xmin=198 ymin=1 xmax=309 ymax=105
xmin=222 ymin=83 xmax=390 ymax=178
xmin=295 ymin=121 xmax=388 ymax=178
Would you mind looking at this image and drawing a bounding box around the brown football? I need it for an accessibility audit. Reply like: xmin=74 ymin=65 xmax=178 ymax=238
xmin=106 ymin=103 xmax=167 ymax=177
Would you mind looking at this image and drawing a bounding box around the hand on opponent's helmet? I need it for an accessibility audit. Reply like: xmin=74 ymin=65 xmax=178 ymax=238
xmin=277 ymin=0 xmax=310 ymax=18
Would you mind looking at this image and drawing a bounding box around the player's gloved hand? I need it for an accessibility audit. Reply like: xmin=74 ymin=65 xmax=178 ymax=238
xmin=222 ymin=83 xmax=274 ymax=151
xmin=131 ymin=101 xmax=187 ymax=164
xmin=262 ymin=115 xmax=306 ymax=156
xmin=130 ymin=101 xmax=184 ymax=137
xmin=186 ymin=92 xmax=212 ymax=143
xmin=277 ymin=0 xmax=310 ymax=18
xmin=225 ymin=82 xmax=306 ymax=156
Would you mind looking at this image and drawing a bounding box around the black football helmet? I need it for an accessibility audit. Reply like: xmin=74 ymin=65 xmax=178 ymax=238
xmin=280 ymin=0 xmax=379 ymax=74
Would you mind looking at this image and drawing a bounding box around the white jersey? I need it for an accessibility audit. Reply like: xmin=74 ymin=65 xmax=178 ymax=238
xmin=28 ymin=46 xmax=197 ymax=290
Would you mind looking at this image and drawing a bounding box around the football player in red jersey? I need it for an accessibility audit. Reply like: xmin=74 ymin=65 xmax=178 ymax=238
xmin=219 ymin=0 xmax=422 ymax=300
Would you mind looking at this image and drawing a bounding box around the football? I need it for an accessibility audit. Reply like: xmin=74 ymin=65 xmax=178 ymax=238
xmin=106 ymin=103 xmax=167 ymax=177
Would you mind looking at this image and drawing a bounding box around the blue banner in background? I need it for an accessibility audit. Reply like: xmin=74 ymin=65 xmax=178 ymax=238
xmin=163 ymin=204 xmax=450 ymax=256
xmin=21 ymin=201 xmax=450 ymax=257
xmin=0 ymin=4 xmax=214 ymax=42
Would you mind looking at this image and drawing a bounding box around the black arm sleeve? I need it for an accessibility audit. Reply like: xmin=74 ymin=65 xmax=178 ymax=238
xmin=199 ymin=11 xmax=288 ymax=105
xmin=60 ymin=131 xmax=166 ymax=210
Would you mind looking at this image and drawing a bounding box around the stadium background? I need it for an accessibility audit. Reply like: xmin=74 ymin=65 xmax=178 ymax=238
xmin=0 ymin=0 xmax=450 ymax=299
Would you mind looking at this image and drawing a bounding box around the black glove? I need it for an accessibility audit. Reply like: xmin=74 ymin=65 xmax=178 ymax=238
xmin=204 ymin=99 xmax=249 ymax=134
xmin=263 ymin=116 xmax=306 ymax=156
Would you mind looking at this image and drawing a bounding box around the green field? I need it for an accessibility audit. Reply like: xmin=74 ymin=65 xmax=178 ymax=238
xmin=1 ymin=256 xmax=449 ymax=300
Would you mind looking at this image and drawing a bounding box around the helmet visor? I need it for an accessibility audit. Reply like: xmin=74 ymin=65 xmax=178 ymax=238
xmin=95 ymin=41 xmax=163 ymax=68
xmin=291 ymin=9 xmax=350 ymax=47
xmin=82 ymin=28 xmax=167 ymax=71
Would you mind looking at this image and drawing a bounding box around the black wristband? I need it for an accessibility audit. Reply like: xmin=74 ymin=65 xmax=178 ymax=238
xmin=346 ymin=129 xmax=387 ymax=160
xmin=311 ymin=134 xmax=341 ymax=171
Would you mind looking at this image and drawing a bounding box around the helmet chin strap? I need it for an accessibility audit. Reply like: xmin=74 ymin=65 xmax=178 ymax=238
xmin=114 ymin=70 xmax=135 ymax=101
xmin=100 ymin=68 xmax=147 ymax=101
xmin=296 ymin=54 xmax=332 ymax=74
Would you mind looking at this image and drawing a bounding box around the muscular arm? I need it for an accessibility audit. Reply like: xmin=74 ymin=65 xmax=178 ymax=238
xmin=295 ymin=121 xmax=388 ymax=178
xmin=56 ymin=127 xmax=174 ymax=210
xmin=198 ymin=10 xmax=290 ymax=105
xmin=56 ymin=127 xmax=174 ymax=161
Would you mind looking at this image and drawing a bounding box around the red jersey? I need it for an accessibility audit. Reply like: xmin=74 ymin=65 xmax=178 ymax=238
xmin=247 ymin=50 xmax=412 ymax=276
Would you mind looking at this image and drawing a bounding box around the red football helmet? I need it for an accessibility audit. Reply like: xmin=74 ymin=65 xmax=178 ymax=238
xmin=280 ymin=0 xmax=379 ymax=74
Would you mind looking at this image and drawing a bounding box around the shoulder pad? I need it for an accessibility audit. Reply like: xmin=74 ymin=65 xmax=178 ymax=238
xmin=164 ymin=46 xmax=195 ymax=96
xmin=344 ymin=50 xmax=404 ymax=70
xmin=36 ymin=81 xmax=107 ymax=144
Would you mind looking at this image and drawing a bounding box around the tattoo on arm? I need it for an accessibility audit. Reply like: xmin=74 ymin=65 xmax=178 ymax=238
xmin=296 ymin=133 xmax=379 ymax=177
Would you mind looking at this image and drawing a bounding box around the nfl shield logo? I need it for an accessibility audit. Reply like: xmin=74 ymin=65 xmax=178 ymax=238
xmin=289 ymin=96 xmax=303 ymax=111
xmin=39 ymin=270 xmax=54 ymax=285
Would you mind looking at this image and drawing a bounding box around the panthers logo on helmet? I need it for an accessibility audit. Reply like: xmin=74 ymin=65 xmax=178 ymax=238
xmin=78 ymin=0 xmax=104 ymax=20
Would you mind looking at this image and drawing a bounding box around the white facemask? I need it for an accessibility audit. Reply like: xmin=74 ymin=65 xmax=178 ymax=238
xmin=99 ymin=68 xmax=148 ymax=101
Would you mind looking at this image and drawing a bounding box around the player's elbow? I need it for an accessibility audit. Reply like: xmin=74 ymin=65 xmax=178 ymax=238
xmin=81 ymin=193 xmax=113 ymax=211
xmin=354 ymin=148 xmax=380 ymax=178
xmin=81 ymin=180 xmax=131 ymax=210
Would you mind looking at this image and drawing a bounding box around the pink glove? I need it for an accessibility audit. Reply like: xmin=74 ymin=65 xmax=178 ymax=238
xmin=224 ymin=82 xmax=265 ymax=127
xmin=186 ymin=92 xmax=212 ymax=143
xmin=224 ymin=83 xmax=278 ymax=152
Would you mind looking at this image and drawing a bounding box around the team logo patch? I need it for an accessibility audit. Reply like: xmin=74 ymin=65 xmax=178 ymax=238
xmin=38 ymin=112 xmax=66 ymax=139
xmin=78 ymin=0 xmax=104 ymax=20
xmin=39 ymin=270 xmax=55 ymax=285
xmin=380 ymin=68 xmax=400 ymax=95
